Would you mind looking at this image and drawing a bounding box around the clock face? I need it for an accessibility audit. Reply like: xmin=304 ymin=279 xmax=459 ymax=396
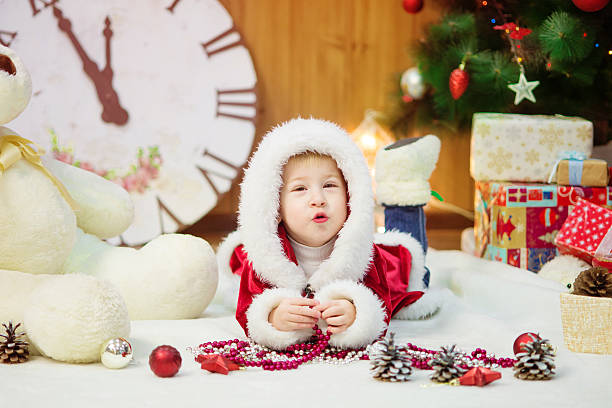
xmin=0 ymin=0 xmax=257 ymax=246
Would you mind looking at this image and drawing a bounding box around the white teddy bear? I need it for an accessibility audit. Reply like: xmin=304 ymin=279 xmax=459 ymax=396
xmin=0 ymin=44 xmax=218 ymax=363
xmin=538 ymin=254 xmax=590 ymax=292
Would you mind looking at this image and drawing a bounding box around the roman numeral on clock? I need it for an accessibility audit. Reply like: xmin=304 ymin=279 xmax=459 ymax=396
xmin=216 ymin=87 xmax=257 ymax=124
xmin=166 ymin=0 xmax=182 ymax=13
xmin=157 ymin=196 xmax=186 ymax=231
xmin=201 ymin=25 xmax=245 ymax=58
xmin=0 ymin=31 xmax=17 ymax=47
xmin=28 ymin=0 xmax=59 ymax=16
xmin=197 ymin=150 xmax=241 ymax=199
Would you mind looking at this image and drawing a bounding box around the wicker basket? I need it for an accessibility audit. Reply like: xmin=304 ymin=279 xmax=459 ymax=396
xmin=560 ymin=292 xmax=612 ymax=354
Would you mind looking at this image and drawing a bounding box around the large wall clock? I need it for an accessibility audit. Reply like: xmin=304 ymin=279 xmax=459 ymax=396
xmin=0 ymin=0 xmax=258 ymax=246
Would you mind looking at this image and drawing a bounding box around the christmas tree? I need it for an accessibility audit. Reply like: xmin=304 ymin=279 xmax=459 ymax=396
xmin=386 ymin=0 xmax=611 ymax=143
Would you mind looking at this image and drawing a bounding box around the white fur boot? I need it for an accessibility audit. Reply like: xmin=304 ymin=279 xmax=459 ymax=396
xmin=375 ymin=135 xmax=441 ymax=207
xmin=375 ymin=135 xmax=441 ymax=253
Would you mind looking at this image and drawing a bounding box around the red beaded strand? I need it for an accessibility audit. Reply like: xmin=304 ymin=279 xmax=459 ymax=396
xmin=193 ymin=326 xmax=516 ymax=372
xmin=402 ymin=343 xmax=516 ymax=369
xmin=195 ymin=325 xmax=369 ymax=371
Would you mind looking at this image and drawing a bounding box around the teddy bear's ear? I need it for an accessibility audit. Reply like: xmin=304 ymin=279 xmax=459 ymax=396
xmin=42 ymin=157 xmax=135 ymax=239
xmin=0 ymin=44 xmax=32 ymax=125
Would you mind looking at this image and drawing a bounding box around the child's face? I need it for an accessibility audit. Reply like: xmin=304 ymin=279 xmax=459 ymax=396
xmin=280 ymin=156 xmax=348 ymax=247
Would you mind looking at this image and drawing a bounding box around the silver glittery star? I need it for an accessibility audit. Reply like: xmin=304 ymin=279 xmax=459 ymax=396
xmin=508 ymin=71 xmax=539 ymax=105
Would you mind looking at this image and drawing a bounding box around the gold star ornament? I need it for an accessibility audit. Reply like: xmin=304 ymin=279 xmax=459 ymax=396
xmin=508 ymin=71 xmax=539 ymax=105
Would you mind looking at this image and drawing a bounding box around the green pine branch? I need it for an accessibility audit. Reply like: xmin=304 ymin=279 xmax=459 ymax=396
xmin=539 ymin=11 xmax=593 ymax=62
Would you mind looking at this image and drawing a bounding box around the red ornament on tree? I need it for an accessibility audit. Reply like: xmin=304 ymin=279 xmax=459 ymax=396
xmin=449 ymin=66 xmax=469 ymax=100
xmin=571 ymin=0 xmax=610 ymax=12
xmin=149 ymin=345 xmax=182 ymax=377
xmin=513 ymin=332 xmax=541 ymax=355
xmin=402 ymin=0 xmax=424 ymax=14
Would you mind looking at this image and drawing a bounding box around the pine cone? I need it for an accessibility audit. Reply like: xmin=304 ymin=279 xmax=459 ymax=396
xmin=572 ymin=267 xmax=612 ymax=297
xmin=428 ymin=344 xmax=467 ymax=383
xmin=513 ymin=336 xmax=555 ymax=380
xmin=0 ymin=321 xmax=29 ymax=364
xmin=370 ymin=332 xmax=412 ymax=382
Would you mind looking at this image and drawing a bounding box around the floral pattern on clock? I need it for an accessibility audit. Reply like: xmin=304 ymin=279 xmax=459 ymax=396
xmin=51 ymin=131 xmax=163 ymax=193
xmin=1 ymin=0 xmax=258 ymax=246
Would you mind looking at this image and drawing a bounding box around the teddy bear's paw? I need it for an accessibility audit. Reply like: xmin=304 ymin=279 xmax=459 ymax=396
xmin=91 ymin=233 xmax=218 ymax=320
xmin=24 ymin=274 xmax=130 ymax=363
xmin=42 ymin=157 xmax=135 ymax=239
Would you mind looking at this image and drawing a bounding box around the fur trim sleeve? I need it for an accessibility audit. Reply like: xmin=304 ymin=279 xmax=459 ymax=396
xmin=316 ymin=280 xmax=387 ymax=348
xmin=374 ymin=230 xmax=426 ymax=290
xmin=393 ymin=288 xmax=445 ymax=320
xmin=245 ymin=288 xmax=313 ymax=350
xmin=374 ymin=231 xmax=443 ymax=319
xmin=216 ymin=231 xmax=243 ymax=310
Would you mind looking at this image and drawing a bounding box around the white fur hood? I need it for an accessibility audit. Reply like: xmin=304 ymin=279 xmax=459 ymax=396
xmin=238 ymin=117 xmax=375 ymax=291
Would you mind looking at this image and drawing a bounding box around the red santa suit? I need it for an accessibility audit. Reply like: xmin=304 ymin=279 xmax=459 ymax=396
xmin=217 ymin=118 xmax=441 ymax=350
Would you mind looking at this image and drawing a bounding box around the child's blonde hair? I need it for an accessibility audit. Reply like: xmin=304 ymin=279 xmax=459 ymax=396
xmin=283 ymin=152 xmax=348 ymax=192
xmin=286 ymin=151 xmax=333 ymax=167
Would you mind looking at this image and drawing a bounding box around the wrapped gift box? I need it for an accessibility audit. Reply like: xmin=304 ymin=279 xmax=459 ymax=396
xmin=556 ymin=158 xmax=609 ymax=187
xmin=555 ymin=198 xmax=612 ymax=264
xmin=471 ymin=113 xmax=593 ymax=182
xmin=475 ymin=181 xmax=611 ymax=272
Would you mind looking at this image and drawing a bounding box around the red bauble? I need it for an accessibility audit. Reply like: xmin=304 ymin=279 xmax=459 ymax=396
xmin=402 ymin=0 xmax=424 ymax=14
xmin=513 ymin=332 xmax=541 ymax=355
xmin=449 ymin=68 xmax=469 ymax=100
xmin=149 ymin=345 xmax=182 ymax=377
xmin=571 ymin=0 xmax=609 ymax=12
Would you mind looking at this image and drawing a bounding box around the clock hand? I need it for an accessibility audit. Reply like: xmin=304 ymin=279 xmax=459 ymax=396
xmin=99 ymin=16 xmax=129 ymax=125
xmin=52 ymin=6 xmax=129 ymax=126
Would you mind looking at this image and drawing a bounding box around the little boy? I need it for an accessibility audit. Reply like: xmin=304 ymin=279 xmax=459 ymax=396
xmin=217 ymin=118 xmax=440 ymax=350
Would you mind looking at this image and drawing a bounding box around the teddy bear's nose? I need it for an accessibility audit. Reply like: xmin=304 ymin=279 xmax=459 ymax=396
xmin=0 ymin=54 xmax=16 ymax=76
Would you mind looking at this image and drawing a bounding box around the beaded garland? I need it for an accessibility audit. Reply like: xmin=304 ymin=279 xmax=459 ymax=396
xmin=399 ymin=342 xmax=516 ymax=370
xmin=190 ymin=326 xmax=517 ymax=372
xmin=192 ymin=325 xmax=368 ymax=371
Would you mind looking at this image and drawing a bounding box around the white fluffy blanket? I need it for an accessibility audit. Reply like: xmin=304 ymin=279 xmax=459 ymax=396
xmin=2 ymin=249 xmax=611 ymax=407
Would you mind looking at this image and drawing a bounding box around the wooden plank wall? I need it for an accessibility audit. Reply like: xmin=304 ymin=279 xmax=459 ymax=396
xmin=186 ymin=0 xmax=474 ymax=239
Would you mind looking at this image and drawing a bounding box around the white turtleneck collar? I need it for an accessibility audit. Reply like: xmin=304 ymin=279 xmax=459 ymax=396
xmin=287 ymin=235 xmax=337 ymax=279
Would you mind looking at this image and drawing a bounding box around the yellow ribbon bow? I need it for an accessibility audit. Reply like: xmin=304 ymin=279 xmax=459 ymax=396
xmin=0 ymin=134 xmax=79 ymax=211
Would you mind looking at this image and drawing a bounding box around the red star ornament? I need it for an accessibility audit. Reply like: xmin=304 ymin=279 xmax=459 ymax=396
xmin=196 ymin=354 xmax=242 ymax=375
xmin=459 ymin=367 xmax=502 ymax=386
xmin=493 ymin=23 xmax=532 ymax=40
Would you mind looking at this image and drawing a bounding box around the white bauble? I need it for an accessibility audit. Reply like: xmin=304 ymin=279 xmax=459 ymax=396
xmin=400 ymin=67 xmax=426 ymax=99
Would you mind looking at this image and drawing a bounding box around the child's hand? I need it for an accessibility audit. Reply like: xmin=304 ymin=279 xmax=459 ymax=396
xmin=268 ymin=298 xmax=321 ymax=331
xmin=314 ymin=299 xmax=356 ymax=334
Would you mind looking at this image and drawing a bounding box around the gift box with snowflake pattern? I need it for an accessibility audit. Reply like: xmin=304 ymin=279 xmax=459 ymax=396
xmin=474 ymin=181 xmax=611 ymax=272
xmin=470 ymin=113 xmax=593 ymax=182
